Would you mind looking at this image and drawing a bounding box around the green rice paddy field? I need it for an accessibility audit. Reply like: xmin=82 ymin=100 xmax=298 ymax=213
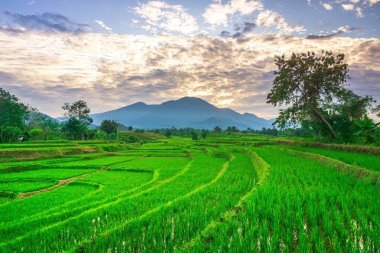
xmin=0 ymin=136 xmax=379 ymax=252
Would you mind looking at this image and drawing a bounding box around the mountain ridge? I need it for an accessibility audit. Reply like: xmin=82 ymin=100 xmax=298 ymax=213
xmin=91 ymin=97 xmax=275 ymax=130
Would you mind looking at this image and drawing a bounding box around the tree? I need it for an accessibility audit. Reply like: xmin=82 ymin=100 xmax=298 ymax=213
xmin=94 ymin=130 xmax=107 ymax=139
xmin=26 ymin=111 xmax=61 ymax=140
xmin=61 ymin=100 xmax=93 ymax=140
xmin=226 ymin=126 xmax=238 ymax=133
xmin=201 ymin=129 xmax=208 ymax=138
xmin=354 ymin=116 xmax=380 ymax=144
xmin=0 ymin=126 xmax=23 ymax=142
xmin=0 ymin=88 xmax=29 ymax=142
xmin=61 ymin=117 xmax=87 ymax=140
xmin=372 ymin=104 xmax=380 ymax=118
xmin=29 ymin=128 xmax=44 ymax=140
xmin=99 ymin=120 xmax=120 ymax=135
xmin=267 ymin=51 xmax=351 ymax=139
xmin=126 ymin=135 xmax=137 ymax=143
xmin=328 ymin=90 xmax=374 ymax=142
xmin=40 ymin=119 xmax=61 ymax=140
xmin=62 ymin=100 xmax=93 ymax=125
xmin=191 ymin=131 xmax=198 ymax=140
xmin=164 ymin=129 xmax=172 ymax=138
xmin=214 ymin=126 xmax=222 ymax=133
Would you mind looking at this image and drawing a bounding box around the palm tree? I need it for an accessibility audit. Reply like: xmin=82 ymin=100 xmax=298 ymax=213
xmin=354 ymin=116 xmax=380 ymax=143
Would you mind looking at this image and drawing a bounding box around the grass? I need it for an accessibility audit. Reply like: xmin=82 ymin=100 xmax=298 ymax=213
xmin=0 ymin=179 xmax=57 ymax=193
xmin=191 ymin=147 xmax=379 ymax=252
xmin=0 ymin=137 xmax=378 ymax=252
xmin=276 ymin=145 xmax=380 ymax=172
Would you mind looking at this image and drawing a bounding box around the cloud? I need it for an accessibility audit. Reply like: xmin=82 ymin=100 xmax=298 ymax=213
xmin=341 ymin=3 xmax=355 ymax=10
xmin=220 ymin=30 xmax=231 ymax=37
xmin=256 ymin=10 xmax=306 ymax=33
xmin=320 ymin=0 xmax=380 ymax=18
xmin=94 ymin=20 xmax=112 ymax=33
xmin=220 ymin=21 xmax=256 ymax=38
xmin=203 ymin=0 xmax=304 ymax=35
xmin=306 ymin=26 xmax=356 ymax=39
xmin=355 ymin=7 xmax=363 ymax=17
xmin=0 ymin=71 xmax=17 ymax=83
xmin=340 ymin=3 xmax=364 ymax=17
xmin=203 ymin=0 xmax=263 ymax=26
xmin=0 ymin=30 xmax=379 ymax=119
xmin=239 ymin=21 xmax=256 ymax=33
xmin=366 ymin=0 xmax=380 ymax=5
xmin=133 ymin=1 xmax=198 ymax=34
xmin=1 ymin=11 xmax=91 ymax=33
xmin=322 ymin=3 xmax=334 ymax=10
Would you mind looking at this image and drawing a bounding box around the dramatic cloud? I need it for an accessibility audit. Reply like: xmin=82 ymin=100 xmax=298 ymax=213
xmin=133 ymin=1 xmax=199 ymax=34
xmin=94 ymin=20 xmax=112 ymax=33
xmin=306 ymin=26 xmax=356 ymax=39
xmin=0 ymin=30 xmax=379 ymax=119
xmin=256 ymin=10 xmax=306 ymax=33
xmin=0 ymin=11 xmax=91 ymax=33
xmin=203 ymin=0 xmax=263 ymax=26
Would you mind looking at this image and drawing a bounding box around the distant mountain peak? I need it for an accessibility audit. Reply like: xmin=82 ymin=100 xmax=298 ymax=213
xmin=132 ymin=102 xmax=146 ymax=106
xmin=162 ymin=96 xmax=211 ymax=105
xmin=160 ymin=96 xmax=216 ymax=111
xmin=177 ymin=96 xmax=206 ymax=102
xmin=129 ymin=102 xmax=147 ymax=107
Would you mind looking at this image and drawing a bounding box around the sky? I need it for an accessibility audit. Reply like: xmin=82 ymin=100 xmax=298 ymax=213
xmin=0 ymin=0 xmax=379 ymax=119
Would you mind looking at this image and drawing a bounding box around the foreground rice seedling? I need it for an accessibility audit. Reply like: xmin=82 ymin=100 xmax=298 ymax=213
xmin=191 ymin=147 xmax=380 ymax=252
xmin=0 ymin=138 xmax=378 ymax=252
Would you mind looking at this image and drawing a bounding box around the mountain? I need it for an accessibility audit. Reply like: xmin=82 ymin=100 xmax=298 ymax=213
xmin=91 ymin=97 xmax=275 ymax=130
xmin=27 ymin=111 xmax=58 ymax=123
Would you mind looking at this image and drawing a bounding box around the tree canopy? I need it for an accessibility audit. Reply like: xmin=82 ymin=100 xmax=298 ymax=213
xmin=62 ymin=100 xmax=93 ymax=125
xmin=99 ymin=120 xmax=120 ymax=135
xmin=0 ymin=88 xmax=29 ymax=142
xmin=267 ymin=51 xmax=374 ymax=140
xmin=61 ymin=100 xmax=93 ymax=140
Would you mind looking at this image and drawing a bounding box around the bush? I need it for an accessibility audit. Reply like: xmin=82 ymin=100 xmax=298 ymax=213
xmin=126 ymin=135 xmax=138 ymax=143
xmin=29 ymin=128 xmax=44 ymax=140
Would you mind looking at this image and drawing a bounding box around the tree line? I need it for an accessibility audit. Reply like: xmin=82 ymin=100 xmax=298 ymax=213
xmin=0 ymin=91 xmax=123 ymax=143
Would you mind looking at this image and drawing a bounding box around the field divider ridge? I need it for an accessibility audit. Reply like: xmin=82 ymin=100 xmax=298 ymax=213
xmin=17 ymin=166 xmax=109 ymax=199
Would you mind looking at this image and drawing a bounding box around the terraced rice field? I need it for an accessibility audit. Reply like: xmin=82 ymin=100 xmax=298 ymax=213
xmin=0 ymin=137 xmax=379 ymax=252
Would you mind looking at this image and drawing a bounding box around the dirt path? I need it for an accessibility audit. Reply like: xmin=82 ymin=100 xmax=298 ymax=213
xmin=18 ymin=167 xmax=108 ymax=199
